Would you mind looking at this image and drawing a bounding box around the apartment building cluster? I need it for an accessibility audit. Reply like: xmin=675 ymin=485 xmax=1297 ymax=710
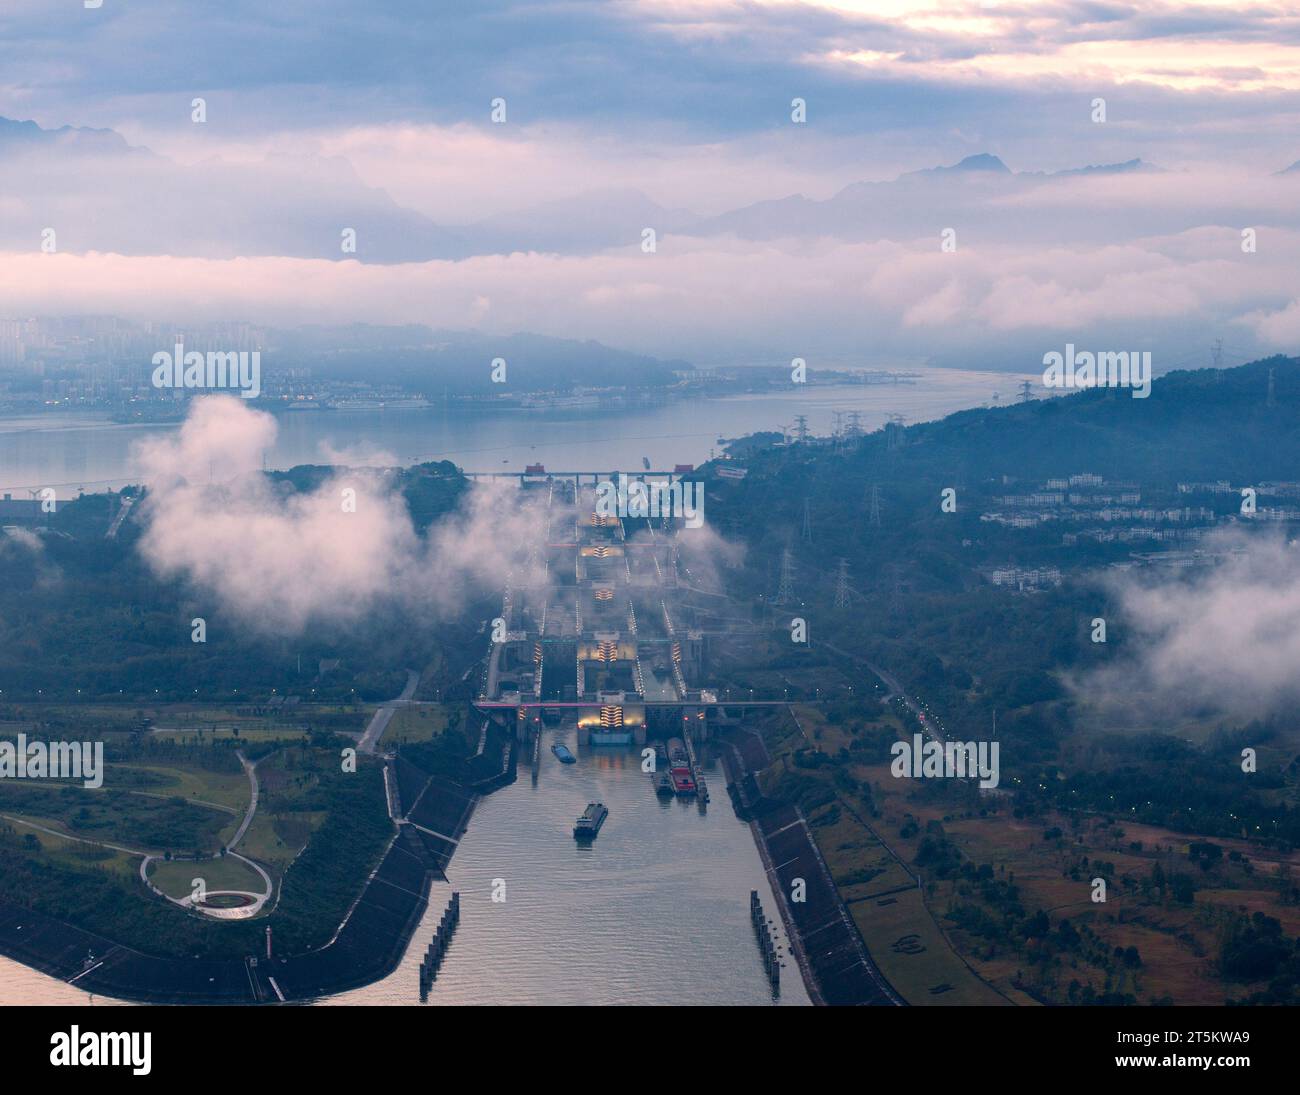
xmin=0 ymin=316 xmax=267 ymax=409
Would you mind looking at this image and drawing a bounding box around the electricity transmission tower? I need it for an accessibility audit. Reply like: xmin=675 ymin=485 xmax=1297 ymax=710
xmin=868 ymin=483 xmax=882 ymax=528
xmin=801 ymin=498 xmax=812 ymax=543
xmin=833 ymin=559 xmax=851 ymax=609
xmin=774 ymin=548 xmax=796 ymax=606
xmin=885 ymin=413 xmax=906 ymax=451
xmin=1018 ymin=380 xmax=1034 ymax=403
xmin=793 ymin=415 xmax=809 ymax=443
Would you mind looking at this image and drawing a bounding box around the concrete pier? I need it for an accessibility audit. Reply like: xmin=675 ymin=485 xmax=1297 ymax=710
xmin=750 ymin=890 xmax=780 ymax=996
xmin=418 ymin=891 xmax=461 ymax=1000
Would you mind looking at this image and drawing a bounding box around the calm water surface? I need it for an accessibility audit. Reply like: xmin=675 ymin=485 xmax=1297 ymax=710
xmin=326 ymin=733 xmax=810 ymax=1006
xmin=0 ymin=370 xmax=1030 ymax=495
xmin=0 ymin=735 xmax=808 ymax=1006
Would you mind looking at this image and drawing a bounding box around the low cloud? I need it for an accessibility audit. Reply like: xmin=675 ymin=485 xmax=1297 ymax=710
xmin=0 ymin=526 xmax=61 ymax=590
xmin=1072 ymin=530 xmax=1300 ymax=723
xmin=132 ymin=396 xmax=552 ymax=634
xmin=2 ymin=217 xmax=1296 ymax=367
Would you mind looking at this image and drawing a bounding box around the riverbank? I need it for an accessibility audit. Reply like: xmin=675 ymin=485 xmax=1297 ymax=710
xmin=0 ymin=752 xmax=480 ymax=1004
xmin=719 ymin=723 xmax=903 ymax=1007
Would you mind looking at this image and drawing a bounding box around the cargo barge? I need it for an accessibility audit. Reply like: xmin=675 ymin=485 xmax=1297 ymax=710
xmin=573 ymin=802 xmax=608 ymax=841
xmin=667 ymin=737 xmax=697 ymax=796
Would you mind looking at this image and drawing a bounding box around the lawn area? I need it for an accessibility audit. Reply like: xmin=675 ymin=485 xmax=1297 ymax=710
xmin=148 ymin=854 xmax=267 ymax=900
xmin=848 ymin=886 xmax=1011 ymax=1006
xmin=1 ymin=815 xmax=140 ymax=878
xmin=756 ymin=730 xmax=1007 ymax=1007
xmin=237 ymin=809 xmax=324 ymax=873
xmin=149 ymin=727 xmax=307 ymax=744
xmin=380 ymin=704 xmax=453 ymax=746
xmin=0 ymin=705 xmax=149 ymax=734
xmin=413 ymin=651 xmax=445 ymax=701
xmin=811 ymin=804 xmax=916 ymax=901
xmin=228 ymin=745 xmax=346 ymax=876
xmin=790 ymin=702 xmax=906 ymax=756
xmin=112 ymin=763 xmax=250 ymax=812
xmin=0 ymin=779 xmax=231 ymax=855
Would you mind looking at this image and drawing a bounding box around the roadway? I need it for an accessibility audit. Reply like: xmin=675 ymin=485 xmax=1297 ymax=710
xmin=358 ymin=669 xmax=420 ymax=754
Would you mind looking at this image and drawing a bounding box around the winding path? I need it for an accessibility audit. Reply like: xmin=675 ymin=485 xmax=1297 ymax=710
xmin=1 ymin=812 xmax=151 ymax=858
xmin=138 ymin=749 xmax=272 ymax=920
xmin=227 ymin=750 xmax=260 ymax=850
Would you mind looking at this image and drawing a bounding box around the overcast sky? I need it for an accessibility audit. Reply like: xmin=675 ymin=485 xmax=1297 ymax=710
xmin=1 ymin=1 xmax=1298 ymax=368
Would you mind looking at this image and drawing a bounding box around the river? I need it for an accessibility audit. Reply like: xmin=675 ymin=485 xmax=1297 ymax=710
xmin=0 ymin=369 xmax=1030 ymax=495
xmin=0 ymin=733 xmax=809 ymax=1006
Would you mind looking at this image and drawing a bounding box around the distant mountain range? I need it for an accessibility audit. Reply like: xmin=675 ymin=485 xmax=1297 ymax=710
xmin=0 ymin=114 xmax=1296 ymax=262
xmin=270 ymin=324 xmax=689 ymax=393
xmin=0 ymin=116 xmax=466 ymax=262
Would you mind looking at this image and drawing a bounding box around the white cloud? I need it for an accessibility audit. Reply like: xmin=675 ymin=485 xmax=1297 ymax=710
xmin=132 ymin=396 xmax=556 ymax=634
xmin=1074 ymin=530 xmax=1300 ymax=722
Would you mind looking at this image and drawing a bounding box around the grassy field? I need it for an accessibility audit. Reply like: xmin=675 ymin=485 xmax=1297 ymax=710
xmin=1 ymin=702 xmax=370 ymax=745
xmin=111 ymin=763 xmax=249 ymax=812
xmin=848 ymin=886 xmax=1011 ymax=1005
xmin=238 ymin=809 xmax=324 ymax=873
xmin=148 ymin=727 xmax=306 ymax=744
xmin=0 ymin=814 xmax=140 ymax=878
xmin=380 ymin=704 xmax=452 ymax=745
xmin=413 ymin=651 xmax=445 ymax=701
xmin=811 ymin=803 xmax=916 ymax=901
xmin=148 ymin=855 xmax=266 ymax=900
xmin=0 ymin=778 xmax=232 ymax=854
xmin=789 ymin=702 xmax=906 ymax=754
xmin=228 ymin=747 xmax=344 ymax=878
xmin=797 ymin=786 xmax=1008 ymax=1006
xmin=743 ymin=704 xmax=1013 ymax=1007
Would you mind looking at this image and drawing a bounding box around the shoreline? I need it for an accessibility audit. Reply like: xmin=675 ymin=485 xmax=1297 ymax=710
xmin=719 ymin=724 xmax=904 ymax=1007
xmin=0 ymin=759 xmax=480 ymax=1005
xmin=0 ymin=371 xmax=1038 ymax=497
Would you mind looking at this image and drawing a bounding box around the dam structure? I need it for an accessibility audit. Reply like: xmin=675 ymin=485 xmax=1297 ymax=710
xmin=474 ymin=468 xmax=719 ymax=749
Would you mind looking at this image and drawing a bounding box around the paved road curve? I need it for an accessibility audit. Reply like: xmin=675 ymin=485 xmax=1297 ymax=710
xmin=358 ymin=669 xmax=420 ymax=754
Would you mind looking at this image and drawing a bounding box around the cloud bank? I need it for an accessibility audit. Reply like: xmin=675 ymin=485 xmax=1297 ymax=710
xmin=132 ymin=396 xmax=553 ymax=634
xmin=1074 ymin=530 xmax=1300 ymax=723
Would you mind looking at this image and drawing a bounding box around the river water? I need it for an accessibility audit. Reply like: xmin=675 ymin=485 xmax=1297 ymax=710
xmin=0 ymin=369 xmax=1029 ymax=495
xmin=0 ymin=734 xmax=808 ymax=1006
xmin=326 ymin=734 xmax=809 ymax=1006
